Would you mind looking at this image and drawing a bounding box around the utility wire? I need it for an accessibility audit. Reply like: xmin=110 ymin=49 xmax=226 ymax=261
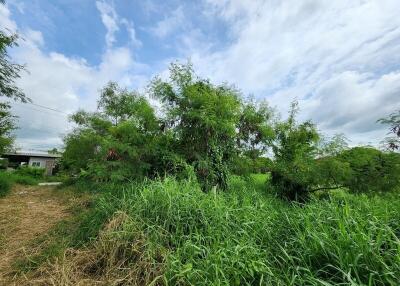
xmin=28 ymin=102 xmax=69 ymax=115
xmin=12 ymin=102 xmax=70 ymax=117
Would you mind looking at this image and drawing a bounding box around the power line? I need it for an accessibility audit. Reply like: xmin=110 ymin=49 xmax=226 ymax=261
xmin=29 ymin=102 xmax=69 ymax=115
xmin=11 ymin=101 xmax=70 ymax=117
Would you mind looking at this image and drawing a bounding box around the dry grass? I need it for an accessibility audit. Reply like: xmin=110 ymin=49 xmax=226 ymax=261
xmin=0 ymin=185 xmax=87 ymax=285
xmin=35 ymin=211 xmax=165 ymax=286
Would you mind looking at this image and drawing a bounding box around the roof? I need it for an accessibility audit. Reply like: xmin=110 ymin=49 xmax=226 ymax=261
xmin=3 ymin=151 xmax=62 ymax=158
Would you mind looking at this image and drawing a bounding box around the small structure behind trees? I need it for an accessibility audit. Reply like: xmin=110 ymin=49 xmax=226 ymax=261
xmin=2 ymin=151 xmax=61 ymax=175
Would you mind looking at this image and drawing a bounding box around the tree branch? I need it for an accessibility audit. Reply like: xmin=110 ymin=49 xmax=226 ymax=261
xmin=311 ymin=185 xmax=344 ymax=192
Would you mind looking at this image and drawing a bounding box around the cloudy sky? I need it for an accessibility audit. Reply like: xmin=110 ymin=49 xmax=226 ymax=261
xmin=1 ymin=0 xmax=399 ymax=150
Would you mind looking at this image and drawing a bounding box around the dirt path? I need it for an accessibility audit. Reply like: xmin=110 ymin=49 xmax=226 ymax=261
xmin=0 ymin=185 xmax=71 ymax=285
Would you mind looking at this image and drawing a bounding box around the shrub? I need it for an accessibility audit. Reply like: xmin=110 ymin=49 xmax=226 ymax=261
xmin=0 ymin=158 xmax=9 ymax=169
xmin=15 ymin=166 xmax=45 ymax=179
xmin=12 ymin=175 xmax=38 ymax=185
xmin=0 ymin=172 xmax=12 ymax=197
xmin=338 ymin=147 xmax=400 ymax=193
xmin=59 ymin=178 xmax=400 ymax=285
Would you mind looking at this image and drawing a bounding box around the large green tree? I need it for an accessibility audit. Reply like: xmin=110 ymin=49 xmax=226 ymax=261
xmin=0 ymin=2 xmax=29 ymax=153
xmin=0 ymin=102 xmax=16 ymax=153
xmin=0 ymin=28 xmax=28 ymax=102
xmin=270 ymin=101 xmax=321 ymax=200
xmin=149 ymin=63 xmax=242 ymax=190
xmin=63 ymin=82 xmax=160 ymax=182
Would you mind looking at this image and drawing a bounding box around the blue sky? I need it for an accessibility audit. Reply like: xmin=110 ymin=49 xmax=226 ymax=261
xmin=1 ymin=0 xmax=400 ymax=150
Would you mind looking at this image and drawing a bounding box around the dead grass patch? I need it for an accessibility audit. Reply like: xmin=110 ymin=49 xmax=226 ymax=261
xmin=0 ymin=185 xmax=91 ymax=285
xmin=34 ymin=212 xmax=166 ymax=286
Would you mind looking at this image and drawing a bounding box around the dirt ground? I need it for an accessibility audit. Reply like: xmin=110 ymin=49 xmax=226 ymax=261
xmin=0 ymin=185 xmax=71 ymax=285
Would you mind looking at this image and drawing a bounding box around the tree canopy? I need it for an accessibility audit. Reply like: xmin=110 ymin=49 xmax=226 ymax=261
xmin=61 ymin=62 xmax=400 ymax=199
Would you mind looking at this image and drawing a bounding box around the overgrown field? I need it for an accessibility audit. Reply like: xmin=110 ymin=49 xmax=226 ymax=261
xmin=30 ymin=175 xmax=400 ymax=286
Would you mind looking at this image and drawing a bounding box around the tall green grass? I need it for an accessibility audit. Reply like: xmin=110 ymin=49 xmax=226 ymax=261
xmin=0 ymin=172 xmax=12 ymax=197
xmin=71 ymin=177 xmax=400 ymax=285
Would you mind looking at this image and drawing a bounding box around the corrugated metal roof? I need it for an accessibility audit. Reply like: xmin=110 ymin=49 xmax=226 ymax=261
xmin=3 ymin=151 xmax=61 ymax=158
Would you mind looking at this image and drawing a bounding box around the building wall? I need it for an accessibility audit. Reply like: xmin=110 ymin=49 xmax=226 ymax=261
xmin=28 ymin=157 xmax=52 ymax=168
xmin=28 ymin=157 xmax=56 ymax=175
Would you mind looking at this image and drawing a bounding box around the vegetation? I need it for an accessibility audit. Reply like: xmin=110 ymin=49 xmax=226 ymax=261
xmin=0 ymin=171 xmax=11 ymax=197
xmin=63 ymin=63 xmax=276 ymax=192
xmin=14 ymin=165 xmax=45 ymax=178
xmin=16 ymin=176 xmax=400 ymax=285
xmin=62 ymin=63 xmax=400 ymax=202
xmin=47 ymin=63 xmax=400 ymax=285
xmin=379 ymin=110 xmax=400 ymax=151
xmin=0 ymin=23 xmax=28 ymax=102
xmin=0 ymin=166 xmax=60 ymax=192
xmin=0 ymin=8 xmax=30 ymax=154
xmin=0 ymin=35 xmax=398 ymax=282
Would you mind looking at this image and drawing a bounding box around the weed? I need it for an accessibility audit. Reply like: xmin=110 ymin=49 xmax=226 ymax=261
xmin=40 ymin=177 xmax=400 ymax=285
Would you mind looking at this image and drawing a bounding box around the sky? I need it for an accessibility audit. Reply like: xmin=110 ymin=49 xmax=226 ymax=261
xmin=1 ymin=0 xmax=400 ymax=151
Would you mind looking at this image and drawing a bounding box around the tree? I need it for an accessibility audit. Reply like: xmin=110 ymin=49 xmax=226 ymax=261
xmin=229 ymin=99 xmax=276 ymax=176
xmin=0 ymin=7 xmax=30 ymax=153
xmin=0 ymin=24 xmax=29 ymax=102
xmin=0 ymin=102 xmax=16 ymax=153
xmin=337 ymin=147 xmax=400 ymax=193
xmin=64 ymin=82 xmax=160 ymax=182
xmin=237 ymin=99 xmax=275 ymax=157
xmin=270 ymin=104 xmax=400 ymax=201
xmin=317 ymin=133 xmax=349 ymax=157
xmin=149 ymin=62 xmax=242 ymax=191
xmin=270 ymin=101 xmax=321 ymax=201
xmin=378 ymin=110 xmax=400 ymax=151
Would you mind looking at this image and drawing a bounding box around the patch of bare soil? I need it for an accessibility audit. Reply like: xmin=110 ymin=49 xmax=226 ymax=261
xmin=0 ymin=185 xmax=69 ymax=285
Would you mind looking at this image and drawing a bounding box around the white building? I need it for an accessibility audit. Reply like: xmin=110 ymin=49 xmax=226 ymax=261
xmin=2 ymin=151 xmax=61 ymax=175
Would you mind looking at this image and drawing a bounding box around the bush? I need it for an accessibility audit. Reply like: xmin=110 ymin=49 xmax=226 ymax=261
xmin=15 ymin=166 xmax=45 ymax=179
xmin=338 ymin=147 xmax=400 ymax=193
xmin=0 ymin=172 xmax=12 ymax=197
xmin=12 ymin=175 xmax=38 ymax=185
xmin=0 ymin=158 xmax=9 ymax=169
xmin=271 ymin=167 xmax=311 ymax=201
xmin=60 ymin=178 xmax=400 ymax=285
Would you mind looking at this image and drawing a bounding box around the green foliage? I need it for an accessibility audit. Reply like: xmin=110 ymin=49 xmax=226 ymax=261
xmin=12 ymin=174 xmax=38 ymax=185
xmin=67 ymin=178 xmax=400 ymax=285
xmin=0 ymin=14 xmax=30 ymax=154
xmin=237 ymin=99 xmax=275 ymax=157
xmin=268 ymin=104 xmax=395 ymax=201
xmin=62 ymin=129 xmax=101 ymax=173
xmin=271 ymin=101 xmax=321 ymax=201
xmin=0 ymin=102 xmax=16 ymax=154
xmin=150 ymin=63 xmax=242 ymax=190
xmin=0 ymin=158 xmax=8 ymax=169
xmin=0 ymin=168 xmax=41 ymax=194
xmin=65 ymin=63 xmax=271 ymax=190
xmin=231 ymin=155 xmax=272 ymax=176
xmin=338 ymin=147 xmax=400 ymax=193
xmin=61 ymin=63 xmax=397 ymax=199
xmin=64 ymin=81 xmax=161 ymax=182
xmin=0 ymin=25 xmax=29 ymax=102
xmin=15 ymin=166 xmax=45 ymax=179
xmin=0 ymin=172 xmax=11 ymax=197
xmin=378 ymin=110 xmax=400 ymax=151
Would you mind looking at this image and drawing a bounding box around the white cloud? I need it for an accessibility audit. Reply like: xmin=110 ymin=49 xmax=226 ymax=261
xmin=0 ymin=3 xmax=147 ymax=150
xmin=121 ymin=19 xmax=142 ymax=48
xmin=190 ymin=0 xmax=400 ymax=145
xmin=96 ymin=1 xmax=142 ymax=50
xmin=2 ymin=0 xmax=400 ymax=149
xmin=95 ymin=0 xmax=119 ymax=48
xmin=0 ymin=3 xmax=17 ymax=32
xmin=150 ymin=6 xmax=184 ymax=38
xmin=302 ymin=71 xmax=400 ymax=144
